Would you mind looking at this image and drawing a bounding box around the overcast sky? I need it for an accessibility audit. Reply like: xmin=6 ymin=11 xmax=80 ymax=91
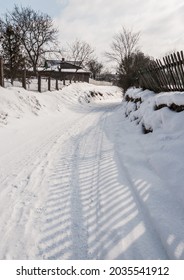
xmin=1 ymin=0 xmax=184 ymax=65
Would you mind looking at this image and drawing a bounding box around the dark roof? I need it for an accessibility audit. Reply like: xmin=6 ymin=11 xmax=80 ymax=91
xmin=45 ymin=59 xmax=82 ymax=69
xmin=65 ymin=61 xmax=82 ymax=67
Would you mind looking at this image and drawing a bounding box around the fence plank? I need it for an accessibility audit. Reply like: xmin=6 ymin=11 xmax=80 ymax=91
xmin=157 ymin=59 xmax=172 ymax=91
xmin=38 ymin=75 xmax=41 ymax=92
xmin=48 ymin=76 xmax=51 ymax=91
xmin=150 ymin=62 xmax=163 ymax=91
xmin=0 ymin=57 xmax=4 ymax=87
xmin=22 ymin=69 xmax=26 ymax=89
xmin=163 ymin=56 xmax=174 ymax=90
xmin=155 ymin=60 xmax=168 ymax=90
xmin=179 ymin=51 xmax=184 ymax=82
xmin=167 ymin=55 xmax=179 ymax=90
xmin=170 ymin=53 xmax=182 ymax=90
xmin=56 ymin=79 xmax=59 ymax=90
xmin=176 ymin=52 xmax=184 ymax=87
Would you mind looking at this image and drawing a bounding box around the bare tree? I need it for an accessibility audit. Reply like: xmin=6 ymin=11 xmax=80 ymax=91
xmin=105 ymin=27 xmax=140 ymax=64
xmin=68 ymin=38 xmax=94 ymax=67
xmin=0 ymin=20 xmax=24 ymax=83
xmin=87 ymin=58 xmax=103 ymax=79
xmin=105 ymin=27 xmax=154 ymax=91
xmin=3 ymin=5 xmax=58 ymax=73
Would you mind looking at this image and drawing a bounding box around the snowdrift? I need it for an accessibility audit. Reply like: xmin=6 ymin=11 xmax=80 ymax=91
xmin=123 ymin=87 xmax=184 ymax=133
xmin=0 ymin=83 xmax=122 ymax=126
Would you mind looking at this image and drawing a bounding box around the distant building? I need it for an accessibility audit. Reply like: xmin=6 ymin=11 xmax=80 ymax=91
xmin=41 ymin=58 xmax=91 ymax=83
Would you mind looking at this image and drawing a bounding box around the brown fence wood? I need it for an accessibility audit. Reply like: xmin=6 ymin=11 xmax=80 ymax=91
xmin=56 ymin=79 xmax=59 ymax=90
xmin=139 ymin=50 xmax=184 ymax=92
xmin=48 ymin=76 xmax=51 ymax=91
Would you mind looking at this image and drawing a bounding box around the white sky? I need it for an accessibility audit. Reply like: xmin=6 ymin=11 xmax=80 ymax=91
xmin=1 ymin=0 xmax=184 ymax=66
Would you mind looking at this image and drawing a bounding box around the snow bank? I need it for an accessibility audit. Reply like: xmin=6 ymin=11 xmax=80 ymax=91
xmin=89 ymin=78 xmax=113 ymax=86
xmin=124 ymin=88 xmax=184 ymax=133
xmin=120 ymin=88 xmax=184 ymax=259
xmin=0 ymin=83 xmax=122 ymax=126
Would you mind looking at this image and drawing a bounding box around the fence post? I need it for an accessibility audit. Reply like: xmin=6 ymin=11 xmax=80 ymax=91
xmin=22 ymin=68 xmax=26 ymax=89
xmin=38 ymin=74 xmax=41 ymax=92
xmin=56 ymin=78 xmax=59 ymax=90
xmin=0 ymin=56 xmax=4 ymax=87
xmin=48 ymin=76 xmax=51 ymax=91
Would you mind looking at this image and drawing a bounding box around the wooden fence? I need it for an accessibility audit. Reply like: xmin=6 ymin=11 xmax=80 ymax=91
xmin=139 ymin=51 xmax=184 ymax=93
xmin=0 ymin=57 xmax=90 ymax=92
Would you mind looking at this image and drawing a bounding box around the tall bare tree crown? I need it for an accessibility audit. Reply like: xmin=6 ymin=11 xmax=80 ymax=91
xmin=0 ymin=5 xmax=58 ymax=73
xmin=68 ymin=38 xmax=94 ymax=67
xmin=105 ymin=27 xmax=140 ymax=64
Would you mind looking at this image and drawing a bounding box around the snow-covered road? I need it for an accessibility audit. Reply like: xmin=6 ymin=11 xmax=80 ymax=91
xmin=0 ymin=84 xmax=184 ymax=260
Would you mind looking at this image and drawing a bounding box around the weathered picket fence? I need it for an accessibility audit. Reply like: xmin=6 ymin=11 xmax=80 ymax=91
xmin=139 ymin=51 xmax=184 ymax=93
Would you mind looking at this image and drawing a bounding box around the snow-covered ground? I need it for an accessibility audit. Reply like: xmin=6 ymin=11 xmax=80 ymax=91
xmin=0 ymin=83 xmax=184 ymax=260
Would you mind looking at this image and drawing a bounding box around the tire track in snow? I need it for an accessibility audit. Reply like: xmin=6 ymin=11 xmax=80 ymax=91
xmin=80 ymin=105 xmax=169 ymax=259
xmin=37 ymin=103 xmax=169 ymax=260
xmin=0 ymin=110 xmax=98 ymax=259
xmin=37 ymin=107 xmax=112 ymax=259
xmin=37 ymin=110 xmax=105 ymax=259
xmin=1 ymin=101 xmax=177 ymax=259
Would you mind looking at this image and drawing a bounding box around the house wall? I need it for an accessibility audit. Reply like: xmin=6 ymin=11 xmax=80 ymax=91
xmin=39 ymin=70 xmax=90 ymax=83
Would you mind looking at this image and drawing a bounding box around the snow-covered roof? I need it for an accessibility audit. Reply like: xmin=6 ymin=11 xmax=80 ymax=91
xmin=45 ymin=59 xmax=82 ymax=69
xmin=42 ymin=59 xmax=92 ymax=76
xmin=59 ymin=68 xmax=90 ymax=73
